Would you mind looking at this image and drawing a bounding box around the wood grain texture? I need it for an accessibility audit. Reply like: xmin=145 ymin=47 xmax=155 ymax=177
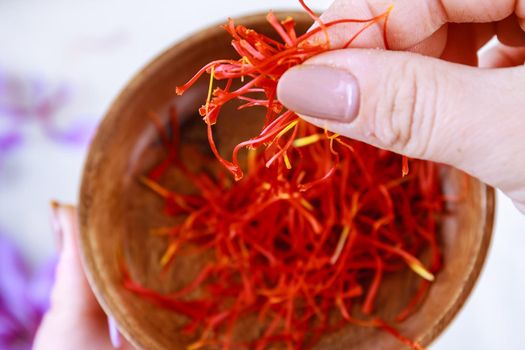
xmin=78 ymin=12 xmax=495 ymax=350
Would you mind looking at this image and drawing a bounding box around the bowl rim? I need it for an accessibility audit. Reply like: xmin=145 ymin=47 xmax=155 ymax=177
xmin=78 ymin=11 xmax=496 ymax=350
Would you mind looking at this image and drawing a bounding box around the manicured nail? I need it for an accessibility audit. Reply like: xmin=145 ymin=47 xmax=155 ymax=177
xmin=108 ymin=316 xmax=122 ymax=348
xmin=277 ymin=65 xmax=360 ymax=122
xmin=50 ymin=201 xmax=63 ymax=252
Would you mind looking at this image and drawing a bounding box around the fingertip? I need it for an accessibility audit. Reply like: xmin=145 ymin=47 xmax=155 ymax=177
xmin=277 ymin=64 xmax=360 ymax=123
xmin=48 ymin=202 xmax=99 ymax=314
xmin=108 ymin=316 xmax=122 ymax=349
xmin=478 ymin=43 xmax=525 ymax=68
xmin=407 ymin=24 xmax=448 ymax=57
xmin=50 ymin=202 xmax=78 ymax=259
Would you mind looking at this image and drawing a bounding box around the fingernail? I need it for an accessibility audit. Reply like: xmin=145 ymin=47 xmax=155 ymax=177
xmin=277 ymin=65 xmax=360 ymax=122
xmin=108 ymin=316 xmax=122 ymax=348
xmin=50 ymin=201 xmax=77 ymax=253
xmin=50 ymin=200 xmax=63 ymax=252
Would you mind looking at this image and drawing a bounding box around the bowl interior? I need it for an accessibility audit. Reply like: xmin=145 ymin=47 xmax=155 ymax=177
xmin=79 ymin=12 xmax=494 ymax=350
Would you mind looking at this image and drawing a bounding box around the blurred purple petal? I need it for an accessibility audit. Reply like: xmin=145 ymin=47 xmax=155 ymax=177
xmin=0 ymin=69 xmax=6 ymax=92
xmin=0 ymin=312 xmax=17 ymax=340
xmin=27 ymin=256 xmax=57 ymax=316
xmin=34 ymin=86 xmax=70 ymax=123
xmin=0 ymin=75 xmax=31 ymax=121
xmin=0 ymin=132 xmax=22 ymax=152
xmin=0 ymin=70 xmax=70 ymax=124
xmin=0 ymin=315 xmax=33 ymax=350
xmin=5 ymin=343 xmax=32 ymax=350
xmin=0 ymin=336 xmax=33 ymax=350
xmin=0 ymin=235 xmax=32 ymax=327
xmin=0 ymin=233 xmax=57 ymax=349
xmin=45 ymin=117 xmax=98 ymax=146
xmin=0 ymin=69 xmax=80 ymax=349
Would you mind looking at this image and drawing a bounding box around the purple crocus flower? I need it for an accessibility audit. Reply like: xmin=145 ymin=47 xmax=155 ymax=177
xmin=0 ymin=68 xmax=98 ymax=156
xmin=0 ymin=233 xmax=57 ymax=350
xmin=0 ymin=133 xmax=22 ymax=152
xmin=0 ymin=132 xmax=23 ymax=170
xmin=0 ymin=69 xmax=96 ymax=349
xmin=44 ymin=117 xmax=98 ymax=146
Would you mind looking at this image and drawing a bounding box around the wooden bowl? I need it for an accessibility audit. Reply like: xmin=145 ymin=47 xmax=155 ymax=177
xmin=79 ymin=12 xmax=495 ymax=350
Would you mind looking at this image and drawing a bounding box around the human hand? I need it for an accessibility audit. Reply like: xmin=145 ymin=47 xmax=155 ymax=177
xmin=277 ymin=0 xmax=525 ymax=213
xmin=33 ymin=204 xmax=134 ymax=350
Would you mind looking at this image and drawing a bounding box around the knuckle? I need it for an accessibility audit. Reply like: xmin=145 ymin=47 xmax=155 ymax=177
xmin=372 ymin=58 xmax=438 ymax=158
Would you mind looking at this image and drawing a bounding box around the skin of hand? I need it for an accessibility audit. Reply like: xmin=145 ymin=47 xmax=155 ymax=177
xmin=32 ymin=204 xmax=134 ymax=350
xmin=277 ymin=0 xmax=525 ymax=213
xmin=33 ymin=1 xmax=525 ymax=349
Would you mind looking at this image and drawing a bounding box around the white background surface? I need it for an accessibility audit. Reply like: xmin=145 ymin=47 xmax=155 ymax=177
xmin=1 ymin=0 xmax=524 ymax=349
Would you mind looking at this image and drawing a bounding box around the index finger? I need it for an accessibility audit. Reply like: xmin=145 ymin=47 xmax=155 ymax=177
xmin=309 ymin=0 xmax=519 ymax=50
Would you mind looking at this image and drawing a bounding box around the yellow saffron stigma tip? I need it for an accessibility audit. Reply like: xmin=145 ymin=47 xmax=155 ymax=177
xmin=293 ymin=134 xmax=322 ymax=148
xmin=330 ymin=226 xmax=351 ymax=265
xmin=160 ymin=243 xmax=178 ymax=267
xmin=275 ymin=120 xmax=298 ymax=139
xmin=247 ymin=148 xmax=257 ymax=170
xmin=278 ymin=193 xmax=291 ymax=200
xmin=240 ymin=56 xmax=250 ymax=82
xmin=300 ymin=198 xmax=314 ymax=211
xmin=187 ymin=341 xmax=206 ymax=350
xmin=205 ymin=65 xmax=215 ymax=115
xmin=402 ymin=156 xmax=409 ymax=177
xmin=139 ymin=176 xmax=171 ymax=198
xmin=283 ymin=152 xmax=292 ymax=169
xmin=409 ymin=261 xmax=435 ymax=282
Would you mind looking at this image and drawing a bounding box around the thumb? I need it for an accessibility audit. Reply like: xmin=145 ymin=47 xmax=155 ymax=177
xmin=277 ymin=49 xmax=525 ymax=210
xmin=47 ymin=203 xmax=99 ymax=314
xmin=33 ymin=203 xmax=126 ymax=349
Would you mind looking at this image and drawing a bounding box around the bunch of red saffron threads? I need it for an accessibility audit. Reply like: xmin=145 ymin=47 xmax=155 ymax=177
xmin=123 ymin=2 xmax=447 ymax=349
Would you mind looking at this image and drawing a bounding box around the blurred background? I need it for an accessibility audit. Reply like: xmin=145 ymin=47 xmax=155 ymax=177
xmin=0 ymin=0 xmax=524 ymax=349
